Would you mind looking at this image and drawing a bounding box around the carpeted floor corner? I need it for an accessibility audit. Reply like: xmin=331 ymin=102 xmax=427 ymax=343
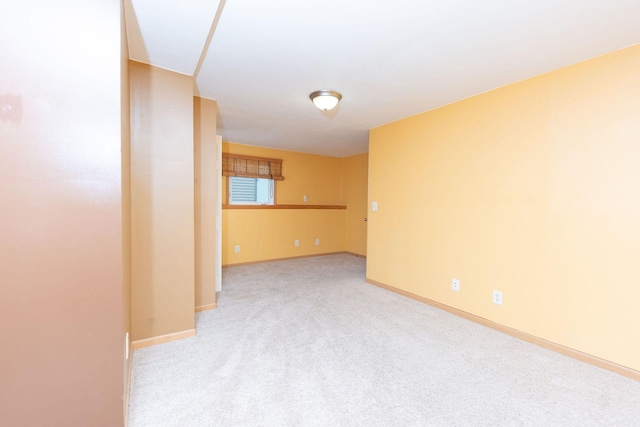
xmin=128 ymin=254 xmax=640 ymax=426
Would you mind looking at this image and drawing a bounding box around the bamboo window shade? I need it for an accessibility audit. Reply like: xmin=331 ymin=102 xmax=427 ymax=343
xmin=222 ymin=154 xmax=284 ymax=181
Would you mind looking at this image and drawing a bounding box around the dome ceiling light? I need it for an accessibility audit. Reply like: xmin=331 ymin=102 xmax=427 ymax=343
xmin=309 ymin=90 xmax=342 ymax=111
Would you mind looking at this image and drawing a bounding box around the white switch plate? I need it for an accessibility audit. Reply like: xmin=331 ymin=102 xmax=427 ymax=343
xmin=493 ymin=290 xmax=503 ymax=305
xmin=234 ymin=245 xmax=240 ymax=253
xmin=303 ymin=195 xmax=308 ymax=202
xmin=372 ymin=201 xmax=378 ymax=212
xmin=295 ymin=240 xmax=299 ymax=247
xmin=315 ymin=239 xmax=320 ymax=246
xmin=452 ymin=279 xmax=460 ymax=292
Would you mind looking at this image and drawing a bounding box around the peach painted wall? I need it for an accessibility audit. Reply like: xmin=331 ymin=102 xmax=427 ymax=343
xmin=130 ymin=62 xmax=195 ymax=341
xmin=0 ymin=1 xmax=126 ymax=426
xmin=368 ymin=44 xmax=640 ymax=371
xmin=194 ymin=97 xmax=218 ymax=309
xmin=340 ymin=153 xmax=368 ymax=256
xmin=121 ymin=1 xmax=132 ymax=421
xmin=222 ymin=142 xmax=346 ymax=265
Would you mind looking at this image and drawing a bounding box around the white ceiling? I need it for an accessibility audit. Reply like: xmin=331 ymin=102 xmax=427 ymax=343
xmin=125 ymin=0 xmax=223 ymax=75
xmin=125 ymin=0 xmax=640 ymax=157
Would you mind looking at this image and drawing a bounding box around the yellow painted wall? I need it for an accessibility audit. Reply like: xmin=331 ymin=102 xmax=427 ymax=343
xmin=340 ymin=153 xmax=368 ymax=256
xmin=130 ymin=61 xmax=195 ymax=341
xmin=222 ymin=142 xmax=346 ymax=265
xmin=194 ymin=97 xmax=218 ymax=309
xmin=223 ymin=209 xmax=346 ymax=265
xmin=368 ymin=45 xmax=640 ymax=371
xmin=223 ymin=142 xmax=342 ymax=205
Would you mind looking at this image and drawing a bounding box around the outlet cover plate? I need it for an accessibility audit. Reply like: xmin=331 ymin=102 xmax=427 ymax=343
xmin=452 ymin=279 xmax=460 ymax=292
xmin=493 ymin=290 xmax=503 ymax=305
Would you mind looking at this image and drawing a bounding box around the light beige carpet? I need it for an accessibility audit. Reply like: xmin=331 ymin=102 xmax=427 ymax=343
xmin=129 ymin=254 xmax=640 ymax=426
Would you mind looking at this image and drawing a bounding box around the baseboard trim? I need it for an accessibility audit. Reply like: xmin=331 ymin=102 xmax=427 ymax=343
xmin=195 ymin=303 xmax=217 ymax=312
xmin=345 ymin=251 xmax=366 ymax=258
xmin=366 ymin=278 xmax=640 ymax=382
xmin=223 ymin=251 xmax=347 ymax=268
xmin=131 ymin=329 xmax=196 ymax=350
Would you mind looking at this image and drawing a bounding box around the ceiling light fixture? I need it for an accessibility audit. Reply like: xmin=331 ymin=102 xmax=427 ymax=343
xmin=309 ymin=90 xmax=342 ymax=111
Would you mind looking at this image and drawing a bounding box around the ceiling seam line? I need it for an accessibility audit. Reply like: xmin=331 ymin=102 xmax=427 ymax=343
xmin=193 ymin=0 xmax=227 ymax=79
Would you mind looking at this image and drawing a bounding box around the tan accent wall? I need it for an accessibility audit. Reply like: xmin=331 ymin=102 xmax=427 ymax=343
xmin=368 ymin=44 xmax=640 ymax=371
xmin=194 ymin=97 xmax=218 ymax=309
xmin=0 ymin=1 xmax=125 ymax=425
xmin=130 ymin=61 xmax=195 ymax=341
xmin=340 ymin=153 xmax=368 ymax=256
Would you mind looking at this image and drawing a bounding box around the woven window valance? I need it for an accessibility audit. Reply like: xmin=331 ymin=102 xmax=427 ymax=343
xmin=222 ymin=153 xmax=284 ymax=181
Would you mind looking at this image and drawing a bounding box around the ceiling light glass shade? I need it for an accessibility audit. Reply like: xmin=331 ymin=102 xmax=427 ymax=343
xmin=310 ymin=90 xmax=342 ymax=111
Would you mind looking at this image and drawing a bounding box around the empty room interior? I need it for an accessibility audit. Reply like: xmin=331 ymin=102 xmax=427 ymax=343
xmin=2 ymin=1 xmax=640 ymax=426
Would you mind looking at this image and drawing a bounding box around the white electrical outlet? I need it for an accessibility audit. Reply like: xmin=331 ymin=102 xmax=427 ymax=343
xmin=315 ymin=239 xmax=320 ymax=246
xmin=303 ymin=195 xmax=308 ymax=202
xmin=493 ymin=290 xmax=503 ymax=305
xmin=295 ymin=240 xmax=299 ymax=247
xmin=452 ymin=279 xmax=460 ymax=292
xmin=234 ymin=245 xmax=240 ymax=253
xmin=372 ymin=201 xmax=378 ymax=212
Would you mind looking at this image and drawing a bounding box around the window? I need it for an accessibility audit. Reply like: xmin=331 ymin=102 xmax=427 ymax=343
xmin=222 ymin=153 xmax=283 ymax=205
xmin=229 ymin=177 xmax=274 ymax=205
